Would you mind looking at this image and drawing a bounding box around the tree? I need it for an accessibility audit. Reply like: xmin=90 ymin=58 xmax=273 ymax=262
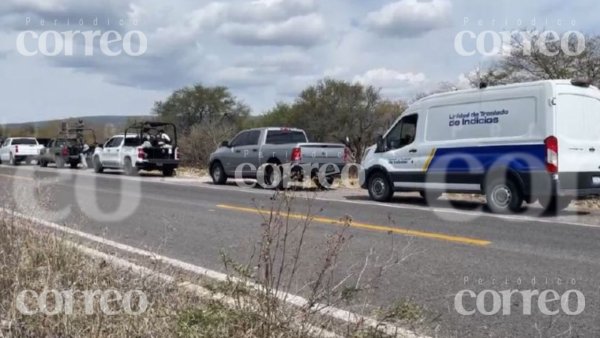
xmin=258 ymin=79 xmax=402 ymax=160
xmin=152 ymin=84 xmax=250 ymax=135
xmin=468 ymin=32 xmax=600 ymax=87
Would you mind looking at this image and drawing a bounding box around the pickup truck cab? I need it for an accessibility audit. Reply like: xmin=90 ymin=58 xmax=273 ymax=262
xmin=0 ymin=137 xmax=42 ymax=165
xmin=93 ymin=122 xmax=179 ymax=177
xmin=209 ymin=127 xmax=348 ymax=187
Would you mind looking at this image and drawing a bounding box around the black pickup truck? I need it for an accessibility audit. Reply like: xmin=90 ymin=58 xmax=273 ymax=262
xmin=39 ymin=129 xmax=96 ymax=169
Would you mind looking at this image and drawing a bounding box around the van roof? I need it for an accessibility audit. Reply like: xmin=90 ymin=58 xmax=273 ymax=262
xmin=414 ymin=79 xmax=598 ymax=107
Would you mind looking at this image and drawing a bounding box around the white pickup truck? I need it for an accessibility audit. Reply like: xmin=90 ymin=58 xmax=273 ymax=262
xmin=0 ymin=137 xmax=43 ymax=165
xmin=93 ymin=131 xmax=179 ymax=177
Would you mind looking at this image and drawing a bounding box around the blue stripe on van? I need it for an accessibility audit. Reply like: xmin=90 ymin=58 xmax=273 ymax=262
xmin=427 ymin=144 xmax=546 ymax=173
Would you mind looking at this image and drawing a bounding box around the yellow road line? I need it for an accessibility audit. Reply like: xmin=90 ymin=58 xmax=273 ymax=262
xmin=217 ymin=204 xmax=491 ymax=247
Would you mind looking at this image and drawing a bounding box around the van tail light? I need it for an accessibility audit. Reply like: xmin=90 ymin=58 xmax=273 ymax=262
xmin=343 ymin=147 xmax=351 ymax=163
xmin=137 ymin=147 xmax=146 ymax=159
xmin=545 ymin=136 xmax=558 ymax=173
xmin=291 ymin=147 xmax=302 ymax=162
xmin=14 ymin=145 xmax=18 ymax=154
xmin=174 ymin=147 xmax=179 ymax=160
xmin=61 ymin=146 xmax=68 ymax=157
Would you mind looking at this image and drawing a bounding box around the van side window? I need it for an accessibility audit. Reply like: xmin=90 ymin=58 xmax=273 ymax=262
xmin=386 ymin=114 xmax=418 ymax=150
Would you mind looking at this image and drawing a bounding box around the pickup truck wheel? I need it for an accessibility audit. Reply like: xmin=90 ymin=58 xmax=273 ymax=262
xmin=485 ymin=178 xmax=523 ymax=214
xmin=367 ymin=171 xmax=393 ymax=202
xmin=313 ymin=175 xmax=335 ymax=190
xmin=9 ymin=153 xmax=17 ymax=166
xmin=163 ymin=168 xmax=175 ymax=177
xmin=264 ymin=165 xmax=285 ymax=189
xmin=56 ymin=157 xmax=65 ymax=169
xmin=93 ymin=157 xmax=104 ymax=173
xmin=124 ymin=158 xmax=138 ymax=176
xmin=211 ymin=162 xmax=227 ymax=185
xmin=39 ymin=159 xmax=48 ymax=167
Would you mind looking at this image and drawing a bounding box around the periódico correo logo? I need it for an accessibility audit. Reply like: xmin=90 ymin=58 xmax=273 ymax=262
xmin=16 ymin=30 xmax=148 ymax=57
xmin=454 ymin=289 xmax=585 ymax=316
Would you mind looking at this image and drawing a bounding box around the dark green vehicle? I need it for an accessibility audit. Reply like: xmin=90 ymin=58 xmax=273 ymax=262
xmin=39 ymin=128 xmax=97 ymax=169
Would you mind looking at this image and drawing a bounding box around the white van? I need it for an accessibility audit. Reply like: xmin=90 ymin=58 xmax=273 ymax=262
xmin=360 ymin=79 xmax=600 ymax=213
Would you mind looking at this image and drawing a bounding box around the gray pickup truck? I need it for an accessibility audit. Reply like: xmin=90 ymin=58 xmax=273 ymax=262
xmin=209 ymin=127 xmax=348 ymax=188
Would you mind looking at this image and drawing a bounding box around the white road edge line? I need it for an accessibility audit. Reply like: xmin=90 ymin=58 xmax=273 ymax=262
xmin=0 ymin=207 xmax=426 ymax=338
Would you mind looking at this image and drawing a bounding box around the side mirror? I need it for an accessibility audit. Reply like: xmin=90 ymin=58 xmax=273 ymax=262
xmin=375 ymin=135 xmax=386 ymax=153
xmin=220 ymin=140 xmax=230 ymax=148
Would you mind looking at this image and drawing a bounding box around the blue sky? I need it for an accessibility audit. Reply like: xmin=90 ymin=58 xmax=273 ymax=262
xmin=0 ymin=0 xmax=598 ymax=123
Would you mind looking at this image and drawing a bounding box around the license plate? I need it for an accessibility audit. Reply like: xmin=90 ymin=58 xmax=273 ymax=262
xmin=593 ymin=177 xmax=600 ymax=185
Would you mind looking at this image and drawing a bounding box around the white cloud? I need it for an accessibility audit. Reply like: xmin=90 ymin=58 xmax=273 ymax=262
xmin=353 ymin=68 xmax=427 ymax=88
xmin=365 ymin=0 xmax=452 ymax=38
xmin=218 ymin=13 xmax=326 ymax=47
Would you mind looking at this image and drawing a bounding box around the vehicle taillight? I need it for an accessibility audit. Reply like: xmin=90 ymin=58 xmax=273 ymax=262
xmin=137 ymin=148 xmax=146 ymax=159
xmin=61 ymin=146 xmax=68 ymax=156
xmin=545 ymin=136 xmax=558 ymax=173
xmin=174 ymin=147 xmax=179 ymax=160
xmin=14 ymin=145 xmax=18 ymax=153
xmin=291 ymin=147 xmax=302 ymax=162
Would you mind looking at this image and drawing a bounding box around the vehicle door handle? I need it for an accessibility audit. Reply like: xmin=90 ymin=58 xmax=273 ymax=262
xmin=235 ymin=150 xmax=241 ymax=153
xmin=409 ymin=149 xmax=417 ymax=153
xmin=252 ymin=149 xmax=258 ymax=152
xmin=590 ymin=148 xmax=596 ymax=152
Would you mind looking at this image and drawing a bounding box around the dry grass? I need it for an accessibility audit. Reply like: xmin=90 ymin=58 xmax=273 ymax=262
xmin=0 ymin=194 xmax=418 ymax=338
xmin=0 ymin=215 xmax=318 ymax=337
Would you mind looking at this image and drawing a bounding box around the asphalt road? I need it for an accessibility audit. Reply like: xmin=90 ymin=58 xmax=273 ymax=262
xmin=1 ymin=165 xmax=600 ymax=337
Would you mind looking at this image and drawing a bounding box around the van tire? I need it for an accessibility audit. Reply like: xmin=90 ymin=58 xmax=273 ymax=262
xmin=210 ymin=162 xmax=227 ymax=185
xmin=70 ymin=161 xmax=78 ymax=169
xmin=539 ymin=196 xmax=571 ymax=214
xmin=485 ymin=178 xmax=523 ymax=213
xmin=367 ymin=171 xmax=393 ymax=202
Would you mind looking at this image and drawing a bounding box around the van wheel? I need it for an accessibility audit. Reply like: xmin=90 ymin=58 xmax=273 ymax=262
xmin=39 ymin=159 xmax=48 ymax=167
xmin=539 ymin=196 xmax=571 ymax=214
xmin=70 ymin=161 xmax=78 ymax=169
xmin=367 ymin=171 xmax=393 ymax=202
xmin=211 ymin=162 xmax=227 ymax=185
xmin=93 ymin=156 xmax=104 ymax=173
xmin=485 ymin=178 xmax=523 ymax=213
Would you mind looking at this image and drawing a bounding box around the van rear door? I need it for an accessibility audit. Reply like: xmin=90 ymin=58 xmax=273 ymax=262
xmin=555 ymin=89 xmax=600 ymax=189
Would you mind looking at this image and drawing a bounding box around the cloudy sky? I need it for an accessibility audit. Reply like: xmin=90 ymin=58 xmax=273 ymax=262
xmin=0 ymin=0 xmax=598 ymax=123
